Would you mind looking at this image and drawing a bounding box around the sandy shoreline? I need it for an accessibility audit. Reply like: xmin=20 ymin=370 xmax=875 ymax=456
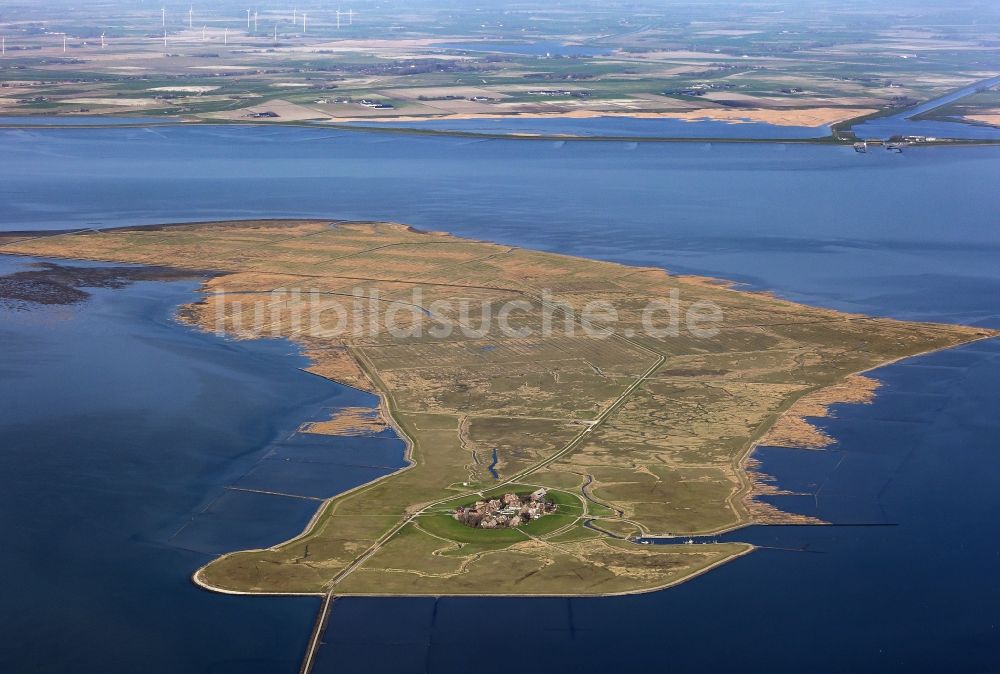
xmin=964 ymin=113 xmax=1000 ymax=127
xmin=316 ymin=106 xmax=876 ymax=127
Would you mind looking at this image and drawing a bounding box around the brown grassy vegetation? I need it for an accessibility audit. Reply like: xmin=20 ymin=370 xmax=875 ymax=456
xmin=301 ymin=407 xmax=387 ymax=436
xmin=2 ymin=219 xmax=992 ymax=596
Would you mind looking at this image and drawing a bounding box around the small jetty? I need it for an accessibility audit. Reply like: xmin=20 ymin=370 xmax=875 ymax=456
xmin=854 ymin=139 xmax=906 ymax=154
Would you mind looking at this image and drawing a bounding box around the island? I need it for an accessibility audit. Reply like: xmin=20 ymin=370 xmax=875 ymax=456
xmin=0 ymin=219 xmax=992 ymax=598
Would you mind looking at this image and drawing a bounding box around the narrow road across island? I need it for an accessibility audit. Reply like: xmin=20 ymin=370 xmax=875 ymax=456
xmin=296 ymin=334 xmax=666 ymax=673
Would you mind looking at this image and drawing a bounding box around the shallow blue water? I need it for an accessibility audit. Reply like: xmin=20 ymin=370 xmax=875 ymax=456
xmin=0 ymin=125 xmax=983 ymax=251
xmin=2 ymin=126 xmax=999 ymax=671
xmin=0 ymin=257 xmax=402 ymax=672
xmin=852 ymin=117 xmax=1000 ymax=141
xmin=487 ymin=447 xmax=500 ymax=480
xmin=893 ymin=74 xmax=1000 ymax=120
xmin=851 ymin=74 xmax=1000 ymax=140
xmin=0 ymin=115 xmax=181 ymax=126
xmin=2 ymin=126 xmax=999 ymax=325
xmin=342 ymin=73 xmax=1000 ymax=140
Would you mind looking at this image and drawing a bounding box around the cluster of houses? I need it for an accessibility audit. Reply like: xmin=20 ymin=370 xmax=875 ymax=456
xmin=662 ymin=82 xmax=737 ymax=97
xmin=526 ymin=89 xmax=590 ymax=97
xmin=454 ymin=489 xmax=555 ymax=529
xmin=357 ymin=99 xmax=394 ymax=109
xmin=416 ymin=94 xmax=498 ymax=103
xmin=854 ymin=138 xmax=933 ymax=154
xmin=312 ymin=97 xmax=395 ymax=109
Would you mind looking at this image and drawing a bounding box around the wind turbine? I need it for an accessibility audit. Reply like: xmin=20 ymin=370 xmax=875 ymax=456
xmin=273 ymin=24 xmax=278 ymax=44
xmin=202 ymin=25 xmax=206 ymax=41
xmin=293 ymin=8 xmax=297 ymax=25
xmin=336 ymin=9 xmax=341 ymax=29
xmin=100 ymin=32 xmax=106 ymax=48
xmin=253 ymin=11 xmax=258 ymax=32
xmin=302 ymin=13 xmax=307 ymax=33
xmin=246 ymin=9 xmax=251 ymax=30
xmin=188 ymin=6 xmax=193 ymax=30
xmin=63 ymin=34 xmax=67 ymax=53
xmin=224 ymin=28 xmax=229 ymax=45
xmin=161 ymin=7 xmax=166 ymax=27
xmin=348 ymin=9 xmax=354 ymax=25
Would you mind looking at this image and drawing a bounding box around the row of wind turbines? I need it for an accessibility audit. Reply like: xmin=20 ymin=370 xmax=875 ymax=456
xmin=1 ymin=32 xmax=106 ymax=56
xmin=0 ymin=6 xmax=356 ymax=56
xmin=159 ymin=6 xmax=355 ymax=35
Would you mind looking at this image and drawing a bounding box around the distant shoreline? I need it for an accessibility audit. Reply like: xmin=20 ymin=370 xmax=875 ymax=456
xmin=4 ymin=73 xmax=999 ymax=145
xmin=2 ymin=115 xmax=999 ymax=146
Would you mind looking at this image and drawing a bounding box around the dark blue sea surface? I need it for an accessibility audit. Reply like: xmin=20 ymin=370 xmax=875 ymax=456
xmin=1 ymin=126 xmax=999 ymax=672
xmin=2 ymin=125 xmax=999 ymax=325
xmin=0 ymin=257 xmax=402 ymax=672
